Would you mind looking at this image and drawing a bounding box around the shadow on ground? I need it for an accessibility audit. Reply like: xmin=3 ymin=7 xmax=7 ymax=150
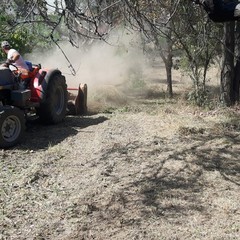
xmin=86 ymin=125 xmax=240 ymax=230
xmin=95 ymin=138 xmax=205 ymax=223
xmin=18 ymin=115 xmax=108 ymax=150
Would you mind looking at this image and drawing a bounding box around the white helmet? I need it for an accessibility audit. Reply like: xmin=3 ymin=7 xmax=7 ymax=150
xmin=1 ymin=41 xmax=10 ymax=48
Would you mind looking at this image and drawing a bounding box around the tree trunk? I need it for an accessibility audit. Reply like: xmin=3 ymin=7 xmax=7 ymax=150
xmin=156 ymin=37 xmax=173 ymax=98
xmin=220 ymin=22 xmax=235 ymax=106
xmin=233 ymin=22 xmax=240 ymax=102
xmin=166 ymin=59 xmax=173 ymax=98
xmin=165 ymin=37 xmax=173 ymax=98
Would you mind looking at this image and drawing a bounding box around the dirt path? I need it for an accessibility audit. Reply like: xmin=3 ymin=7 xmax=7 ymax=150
xmin=1 ymin=97 xmax=240 ymax=239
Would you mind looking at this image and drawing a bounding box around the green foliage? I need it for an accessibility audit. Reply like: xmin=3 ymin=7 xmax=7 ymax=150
xmin=0 ymin=27 xmax=35 ymax=61
xmin=0 ymin=1 xmax=62 ymax=61
xmin=187 ymin=87 xmax=209 ymax=107
xmin=171 ymin=3 xmax=224 ymax=106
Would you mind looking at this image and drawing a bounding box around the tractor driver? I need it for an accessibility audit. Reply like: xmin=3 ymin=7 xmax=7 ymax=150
xmin=1 ymin=41 xmax=29 ymax=75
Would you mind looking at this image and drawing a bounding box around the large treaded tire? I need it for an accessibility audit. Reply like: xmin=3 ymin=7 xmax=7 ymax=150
xmin=0 ymin=106 xmax=25 ymax=148
xmin=37 ymin=74 xmax=67 ymax=124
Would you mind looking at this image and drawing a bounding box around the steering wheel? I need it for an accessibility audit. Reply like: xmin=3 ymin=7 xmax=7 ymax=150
xmin=7 ymin=63 xmax=21 ymax=78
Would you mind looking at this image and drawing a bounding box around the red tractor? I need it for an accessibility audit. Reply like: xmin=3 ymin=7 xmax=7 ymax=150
xmin=0 ymin=63 xmax=87 ymax=148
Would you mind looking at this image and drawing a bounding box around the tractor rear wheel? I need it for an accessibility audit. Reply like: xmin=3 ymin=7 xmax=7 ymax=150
xmin=38 ymin=74 xmax=67 ymax=124
xmin=0 ymin=106 xmax=25 ymax=148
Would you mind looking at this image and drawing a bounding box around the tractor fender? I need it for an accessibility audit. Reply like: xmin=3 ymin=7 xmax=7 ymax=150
xmin=37 ymin=69 xmax=64 ymax=101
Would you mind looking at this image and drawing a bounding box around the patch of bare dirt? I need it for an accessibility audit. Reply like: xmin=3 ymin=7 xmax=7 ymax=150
xmin=1 ymin=63 xmax=240 ymax=240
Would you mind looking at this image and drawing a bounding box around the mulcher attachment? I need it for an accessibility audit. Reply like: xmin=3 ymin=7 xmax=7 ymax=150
xmin=67 ymin=83 xmax=87 ymax=115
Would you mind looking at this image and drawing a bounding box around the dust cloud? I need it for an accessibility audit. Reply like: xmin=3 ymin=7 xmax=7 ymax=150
xmin=27 ymin=30 xmax=148 ymax=90
xmin=26 ymin=30 xmax=150 ymax=111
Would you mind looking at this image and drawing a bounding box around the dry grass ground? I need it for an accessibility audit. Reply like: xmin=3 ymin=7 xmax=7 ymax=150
xmin=1 ymin=60 xmax=240 ymax=239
